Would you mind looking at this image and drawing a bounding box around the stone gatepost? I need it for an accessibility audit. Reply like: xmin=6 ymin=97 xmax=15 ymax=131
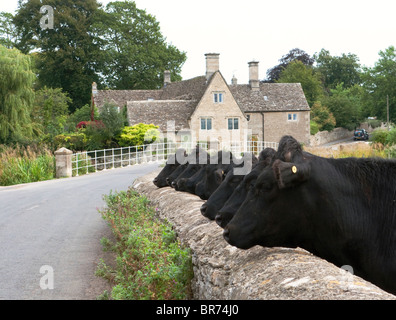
xmin=54 ymin=147 xmax=73 ymax=178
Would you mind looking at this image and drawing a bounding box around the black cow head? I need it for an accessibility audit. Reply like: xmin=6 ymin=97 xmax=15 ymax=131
xmin=153 ymin=148 xmax=187 ymax=187
xmin=223 ymin=136 xmax=314 ymax=249
xmin=214 ymin=149 xmax=276 ymax=228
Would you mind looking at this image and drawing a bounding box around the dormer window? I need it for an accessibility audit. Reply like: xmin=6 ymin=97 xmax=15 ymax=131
xmin=213 ymin=92 xmax=224 ymax=103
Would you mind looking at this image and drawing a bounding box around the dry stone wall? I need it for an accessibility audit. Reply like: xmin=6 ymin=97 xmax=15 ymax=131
xmin=132 ymin=169 xmax=396 ymax=300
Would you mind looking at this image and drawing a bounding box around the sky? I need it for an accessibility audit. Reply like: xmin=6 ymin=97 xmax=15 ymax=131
xmin=2 ymin=0 xmax=396 ymax=84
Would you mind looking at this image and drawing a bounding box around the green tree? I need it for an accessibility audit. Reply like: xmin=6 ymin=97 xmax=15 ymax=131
xmin=93 ymin=0 xmax=186 ymax=89
xmin=265 ymin=48 xmax=315 ymax=83
xmin=361 ymin=46 xmax=396 ymax=123
xmin=0 ymin=45 xmax=36 ymax=143
xmin=314 ymin=49 xmax=362 ymax=91
xmin=13 ymin=0 xmax=101 ymax=111
xmin=32 ymin=86 xmax=72 ymax=137
xmin=277 ymin=60 xmax=324 ymax=106
xmin=310 ymin=101 xmax=336 ymax=132
xmin=322 ymin=83 xmax=363 ymax=130
xmin=0 ymin=12 xmax=18 ymax=48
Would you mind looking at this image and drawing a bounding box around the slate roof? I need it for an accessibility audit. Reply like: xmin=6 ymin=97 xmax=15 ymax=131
xmin=230 ymin=82 xmax=310 ymax=112
xmin=94 ymin=76 xmax=207 ymax=109
xmin=127 ymin=100 xmax=197 ymax=131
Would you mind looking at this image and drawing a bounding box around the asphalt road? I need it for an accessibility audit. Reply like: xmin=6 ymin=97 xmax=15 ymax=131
xmin=0 ymin=162 xmax=161 ymax=300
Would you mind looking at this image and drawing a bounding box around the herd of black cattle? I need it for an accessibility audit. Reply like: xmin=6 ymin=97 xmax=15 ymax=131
xmin=153 ymin=135 xmax=396 ymax=295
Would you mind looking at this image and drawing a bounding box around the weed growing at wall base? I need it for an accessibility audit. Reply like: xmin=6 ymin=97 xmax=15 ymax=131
xmin=97 ymin=188 xmax=193 ymax=300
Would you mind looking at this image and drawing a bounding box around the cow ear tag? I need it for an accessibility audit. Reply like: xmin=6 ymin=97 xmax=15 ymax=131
xmin=291 ymin=166 xmax=297 ymax=174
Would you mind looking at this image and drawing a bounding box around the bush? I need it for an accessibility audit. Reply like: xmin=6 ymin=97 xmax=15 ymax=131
xmin=385 ymin=127 xmax=396 ymax=146
xmin=117 ymin=123 xmax=160 ymax=147
xmin=98 ymin=188 xmax=193 ymax=300
xmin=53 ymin=132 xmax=88 ymax=152
xmin=310 ymin=121 xmax=319 ymax=135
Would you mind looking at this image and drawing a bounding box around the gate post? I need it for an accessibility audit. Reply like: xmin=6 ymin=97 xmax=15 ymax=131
xmin=55 ymin=147 xmax=73 ymax=178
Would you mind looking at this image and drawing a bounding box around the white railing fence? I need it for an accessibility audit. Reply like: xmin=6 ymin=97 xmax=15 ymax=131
xmin=71 ymin=140 xmax=278 ymax=176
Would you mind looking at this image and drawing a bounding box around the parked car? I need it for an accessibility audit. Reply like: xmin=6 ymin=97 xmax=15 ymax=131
xmin=354 ymin=129 xmax=369 ymax=141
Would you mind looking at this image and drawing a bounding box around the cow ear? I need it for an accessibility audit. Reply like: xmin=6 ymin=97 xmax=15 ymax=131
xmin=273 ymin=159 xmax=310 ymax=189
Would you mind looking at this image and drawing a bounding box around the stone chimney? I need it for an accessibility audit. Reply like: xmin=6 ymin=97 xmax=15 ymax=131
xmin=231 ymin=75 xmax=237 ymax=85
xmin=248 ymin=61 xmax=260 ymax=91
xmin=164 ymin=70 xmax=171 ymax=86
xmin=205 ymin=53 xmax=220 ymax=81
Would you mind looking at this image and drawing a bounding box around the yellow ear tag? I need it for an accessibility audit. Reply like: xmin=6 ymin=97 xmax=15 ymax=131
xmin=291 ymin=166 xmax=297 ymax=174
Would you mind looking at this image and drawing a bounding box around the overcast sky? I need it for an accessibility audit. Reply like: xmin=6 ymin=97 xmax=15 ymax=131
xmin=2 ymin=0 xmax=396 ymax=84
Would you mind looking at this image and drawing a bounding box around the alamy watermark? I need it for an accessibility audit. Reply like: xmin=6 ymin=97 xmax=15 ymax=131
xmin=143 ymin=120 xmax=255 ymax=175
xmin=40 ymin=265 xmax=54 ymax=290
xmin=40 ymin=5 xmax=54 ymax=30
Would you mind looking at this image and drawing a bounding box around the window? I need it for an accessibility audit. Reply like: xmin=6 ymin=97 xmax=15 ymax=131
xmin=228 ymin=118 xmax=239 ymax=130
xmin=213 ymin=92 xmax=224 ymax=103
xmin=201 ymin=118 xmax=212 ymax=130
xmin=288 ymin=113 xmax=297 ymax=121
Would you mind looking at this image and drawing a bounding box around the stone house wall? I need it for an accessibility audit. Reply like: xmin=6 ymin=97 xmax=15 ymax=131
xmin=189 ymin=72 xmax=248 ymax=145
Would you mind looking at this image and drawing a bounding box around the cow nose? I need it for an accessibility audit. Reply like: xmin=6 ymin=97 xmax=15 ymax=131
xmin=215 ymin=213 xmax=222 ymax=226
xmin=223 ymin=227 xmax=230 ymax=242
xmin=200 ymin=203 xmax=208 ymax=216
xmin=153 ymin=177 xmax=158 ymax=185
xmin=166 ymin=177 xmax=171 ymax=185
xmin=171 ymin=181 xmax=176 ymax=188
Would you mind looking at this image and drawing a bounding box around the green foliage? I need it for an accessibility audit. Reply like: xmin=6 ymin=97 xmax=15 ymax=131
xmin=0 ymin=12 xmax=17 ymax=48
xmin=310 ymin=121 xmax=319 ymax=135
xmin=322 ymin=83 xmax=364 ymax=130
xmin=32 ymin=86 xmax=72 ymax=137
xmin=0 ymin=45 xmax=36 ymax=144
xmin=361 ymin=46 xmax=396 ymax=123
xmin=385 ymin=127 xmax=396 ymax=145
xmin=118 ymin=123 xmax=160 ymax=147
xmin=314 ymin=49 xmax=362 ymax=91
xmin=92 ymin=0 xmax=186 ymax=89
xmin=66 ymin=104 xmax=100 ymax=132
xmin=265 ymin=48 xmax=314 ymax=83
xmin=99 ymin=102 xmax=126 ymax=137
xmin=98 ymin=188 xmax=193 ymax=300
xmin=277 ymin=60 xmax=323 ymax=106
xmin=0 ymin=144 xmax=55 ymax=186
xmin=53 ymin=132 xmax=88 ymax=152
xmin=369 ymin=127 xmax=396 ymax=146
xmin=310 ymin=101 xmax=336 ymax=132
xmin=14 ymin=0 xmax=101 ymax=110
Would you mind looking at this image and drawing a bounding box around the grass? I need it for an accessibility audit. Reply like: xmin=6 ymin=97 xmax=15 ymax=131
xmin=0 ymin=144 xmax=55 ymax=186
xmin=97 ymin=187 xmax=193 ymax=300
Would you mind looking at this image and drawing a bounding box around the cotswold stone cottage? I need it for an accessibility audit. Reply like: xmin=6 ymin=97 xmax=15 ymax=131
xmin=93 ymin=53 xmax=310 ymax=146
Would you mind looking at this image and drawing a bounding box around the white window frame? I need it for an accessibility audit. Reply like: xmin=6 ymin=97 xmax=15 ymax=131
xmin=227 ymin=117 xmax=239 ymax=130
xmin=213 ymin=92 xmax=224 ymax=103
xmin=288 ymin=113 xmax=297 ymax=121
xmin=200 ymin=117 xmax=212 ymax=130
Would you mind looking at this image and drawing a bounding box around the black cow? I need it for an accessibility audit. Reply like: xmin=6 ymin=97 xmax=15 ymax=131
xmin=153 ymin=148 xmax=187 ymax=187
xmin=177 ymin=150 xmax=233 ymax=198
xmin=215 ymin=149 xmax=275 ymax=228
xmin=201 ymin=151 xmax=267 ymax=220
xmin=173 ymin=149 xmax=210 ymax=190
xmin=165 ymin=146 xmax=208 ymax=187
xmin=223 ymin=135 xmax=396 ymax=295
xmin=194 ymin=151 xmax=236 ymax=200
